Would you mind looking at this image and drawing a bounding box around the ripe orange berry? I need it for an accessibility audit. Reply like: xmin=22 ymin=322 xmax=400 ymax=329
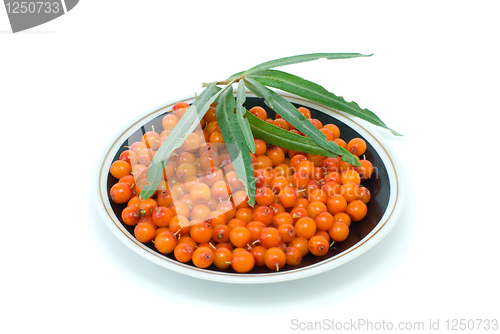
xmin=329 ymin=221 xmax=349 ymax=242
xmin=231 ymin=250 xmax=255 ymax=273
xmin=309 ymin=235 xmax=329 ymax=256
xmin=110 ymin=160 xmax=132 ymax=179
xmin=264 ymin=247 xmax=286 ymax=271
xmin=347 ymin=138 xmax=367 ymax=156
xmin=249 ymin=106 xmax=268 ymax=121
xmin=295 ymin=217 xmax=317 ymax=239
xmin=327 ymin=194 xmax=347 ymax=215
xmin=346 ymin=199 xmax=368 ymax=222
xmin=192 ymin=247 xmax=214 ymax=269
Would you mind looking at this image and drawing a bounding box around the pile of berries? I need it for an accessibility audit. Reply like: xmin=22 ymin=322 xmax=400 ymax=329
xmin=108 ymin=101 xmax=374 ymax=273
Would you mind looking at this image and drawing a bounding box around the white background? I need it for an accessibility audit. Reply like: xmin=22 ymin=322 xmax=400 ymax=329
xmin=1 ymin=1 xmax=499 ymax=333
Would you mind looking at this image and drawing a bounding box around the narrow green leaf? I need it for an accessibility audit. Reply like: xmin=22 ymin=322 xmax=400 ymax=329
xmin=244 ymin=77 xmax=361 ymax=166
xmin=236 ymin=80 xmax=256 ymax=154
xmin=248 ymin=69 xmax=401 ymax=136
xmin=244 ymin=111 xmax=337 ymax=157
xmin=216 ymin=86 xmax=256 ymax=207
xmin=243 ymin=53 xmax=372 ymax=76
xmin=140 ymin=81 xmax=234 ymax=200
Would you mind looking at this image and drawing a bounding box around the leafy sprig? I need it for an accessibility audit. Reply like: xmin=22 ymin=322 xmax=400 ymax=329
xmin=140 ymin=53 xmax=400 ymax=204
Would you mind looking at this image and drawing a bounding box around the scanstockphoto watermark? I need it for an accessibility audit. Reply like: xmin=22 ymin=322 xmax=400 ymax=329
xmin=290 ymin=318 xmax=499 ymax=331
xmin=3 ymin=0 xmax=79 ymax=33
xmin=291 ymin=319 xmax=425 ymax=331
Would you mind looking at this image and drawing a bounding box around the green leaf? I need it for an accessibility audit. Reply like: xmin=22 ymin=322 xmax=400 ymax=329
xmin=140 ymin=81 xmax=234 ymax=200
xmin=243 ymin=53 xmax=372 ymax=76
xmin=236 ymin=80 xmax=256 ymax=154
xmin=216 ymin=86 xmax=256 ymax=207
xmin=244 ymin=111 xmax=337 ymax=157
xmin=248 ymin=69 xmax=401 ymax=136
xmin=244 ymin=77 xmax=361 ymax=166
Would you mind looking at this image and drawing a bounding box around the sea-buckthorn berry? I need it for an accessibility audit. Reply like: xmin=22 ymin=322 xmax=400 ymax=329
xmin=347 ymin=138 xmax=367 ymax=156
xmin=270 ymin=176 xmax=289 ymax=194
xmin=291 ymin=171 xmax=310 ymax=190
xmin=250 ymin=245 xmax=267 ymax=267
xmin=278 ymin=186 xmax=298 ymax=208
xmin=189 ymin=203 xmax=211 ymax=221
xmin=327 ymin=194 xmax=347 ymax=215
xmin=229 ymin=226 xmax=252 ymax=248
xmin=278 ymin=224 xmax=296 ymax=243
xmin=333 ymin=212 xmax=351 ymax=228
xmin=189 ymin=182 xmax=212 ymax=204
xmin=128 ymin=196 xmax=141 ymax=208
xmin=253 ymin=206 xmax=274 ymax=226
xmin=168 ymin=215 xmax=190 ymax=236
xmin=289 ymin=154 xmax=307 ymax=170
xmin=315 ymin=230 xmax=331 ymax=243
xmin=141 ymin=130 xmax=161 ymax=151
xmin=177 ymin=236 xmax=197 ymax=249
xmin=312 ymin=167 xmax=325 ymax=182
xmin=341 ymin=169 xmax=361 ymax=185
xmin=170 ymin=201 xmax=191 ymax=218
xmin=254 ymin=155 xmax=273 ymax=170
xmin=231 ymin=250 xmax=255 ymax=273
xmin=134 ymin=222 xmax=156 ymax=244
xmin=212 ymin=224 xmax=230 ymax=243
xmin=295 ymin=217 xmax=317 ymax=239
xmin=256 ymin=187 xmax=275 ymax=206
xmin=288 ymin=237 xmax=309 ymax=257
xmin=323 ymin=124 xmax=340 ymax=139
xmin=174 ymin=243 xmax=194 ymax=263
xmin=209 ymin=131 xmax=224 ymax=145
xmin=213 ymin=247 xmax=232 ymax=270
xmin=181 ymin=133 xmax=202 ymax=152
xmin=110 ymin=160 xmax=132 ymax=179
xmin=118 ymin=175 xmax=135 ymax=190
xmin=176 ymin=152 xmax=196 ymax=166
xmin=329 ymin=221 xmax=349 ymax=242
xmin=309 ymin=188 xmax=328 ymax=204
xmin=157 ymin=189 xmax=174 ymax=207
xmin=110 ymin=182 xmax=133 ymax=204
xmin=346 ymin=199 xmax=368 ymax=222
xmin=119 ymin=149 xmax=137 ymax=165
xmin=227 ymin=218 xmax=247 ymax=229
xmin=206 ymin=121 xmax=220 ymax=135
xmin=274 ymin=163 xmax=292 ymax=178
xmin=322 ymin=157 xmax=341 ymax=173
xmin=176 ymin=163 xmax=197 ymax=181
xmin=254 ymin=169 xmax=272 ymax=188
xmin=308 ymin=118 xmax=323 ymax=129
xmin=266 ymin=146 xmax=286 ymax=166
xmin=264 ymin=247 xmax=286 ymax=271
xmin=358 ymin=186 xmax=371 ymax=204
xmin=334 ymin=138 xmax=347 ymax=149
xmin=319 ymin=128 xmax=334 ymax=141
xmin=309 ymin=235 xmax=329 ymax=257
xmin=246 ymin=221 xmax=266 ymax=242
xmin=235 ymin=208 xmax=253 ymax=224
xmin=138 ymin=198 xmax=158 ymax=216
xmin=190 ymin=221 xmax=213 ymax=244
xmin=315 ymin=211 xmax=334 ymax=231
xmin=152 ymin=206 xmax=173 ymax=228
xmin=292 ymin=198 xmax=310 ymax=210
xmin=192 ymin=247 xmax=214 ymax=269
xmin=258 ymin=227 xmax=281 ymax=248
xmin=356 ymin=159 xmax=374 ymax=180
xmin=324 ymin=171 xmax=342 ymax=184
xmin=341 ymin=182 xmax=361 ymax=202
xmin=297 ymin=107 xmax=311 ymax=118
xmin=307 ymin=201 xmax=328 ymax=219
xmin=216 ymin=200 xmax=236 ymax=220
xmin=154 ymin=231 xmax=177 ymax=254
xmin=204 ymin=104 xmax=218 ymax=123
xmin=162 ymin=114 xmax=179 ymax=130
xmin=285 ymin=246 xmax=303 ymax=266
xmin=273 ymin=118 xmax=290 ymax=130
xmin=249 ymin=106 xmax=268 ymax=121
xmin=272 ymin=212 xmax=294 ymax=228
xmin=121 ymin=206 xmax=140 ymax=226
xmin=233 ymin=190 xmax=251 ymax=209
xmin=211 ymin=180 xmax=231 ymax=201
xmin=290 ymin=207 xmax=308 ymax=224
xmin=254 ymin=139 xmax=267 ymax=155
xmin=200 ymin=150 xmax=221 ymax=171
xmin=203 ymin=167 xmax=224 ymax=187
xmin=297 ymin=160 xmax=315 ymax=177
